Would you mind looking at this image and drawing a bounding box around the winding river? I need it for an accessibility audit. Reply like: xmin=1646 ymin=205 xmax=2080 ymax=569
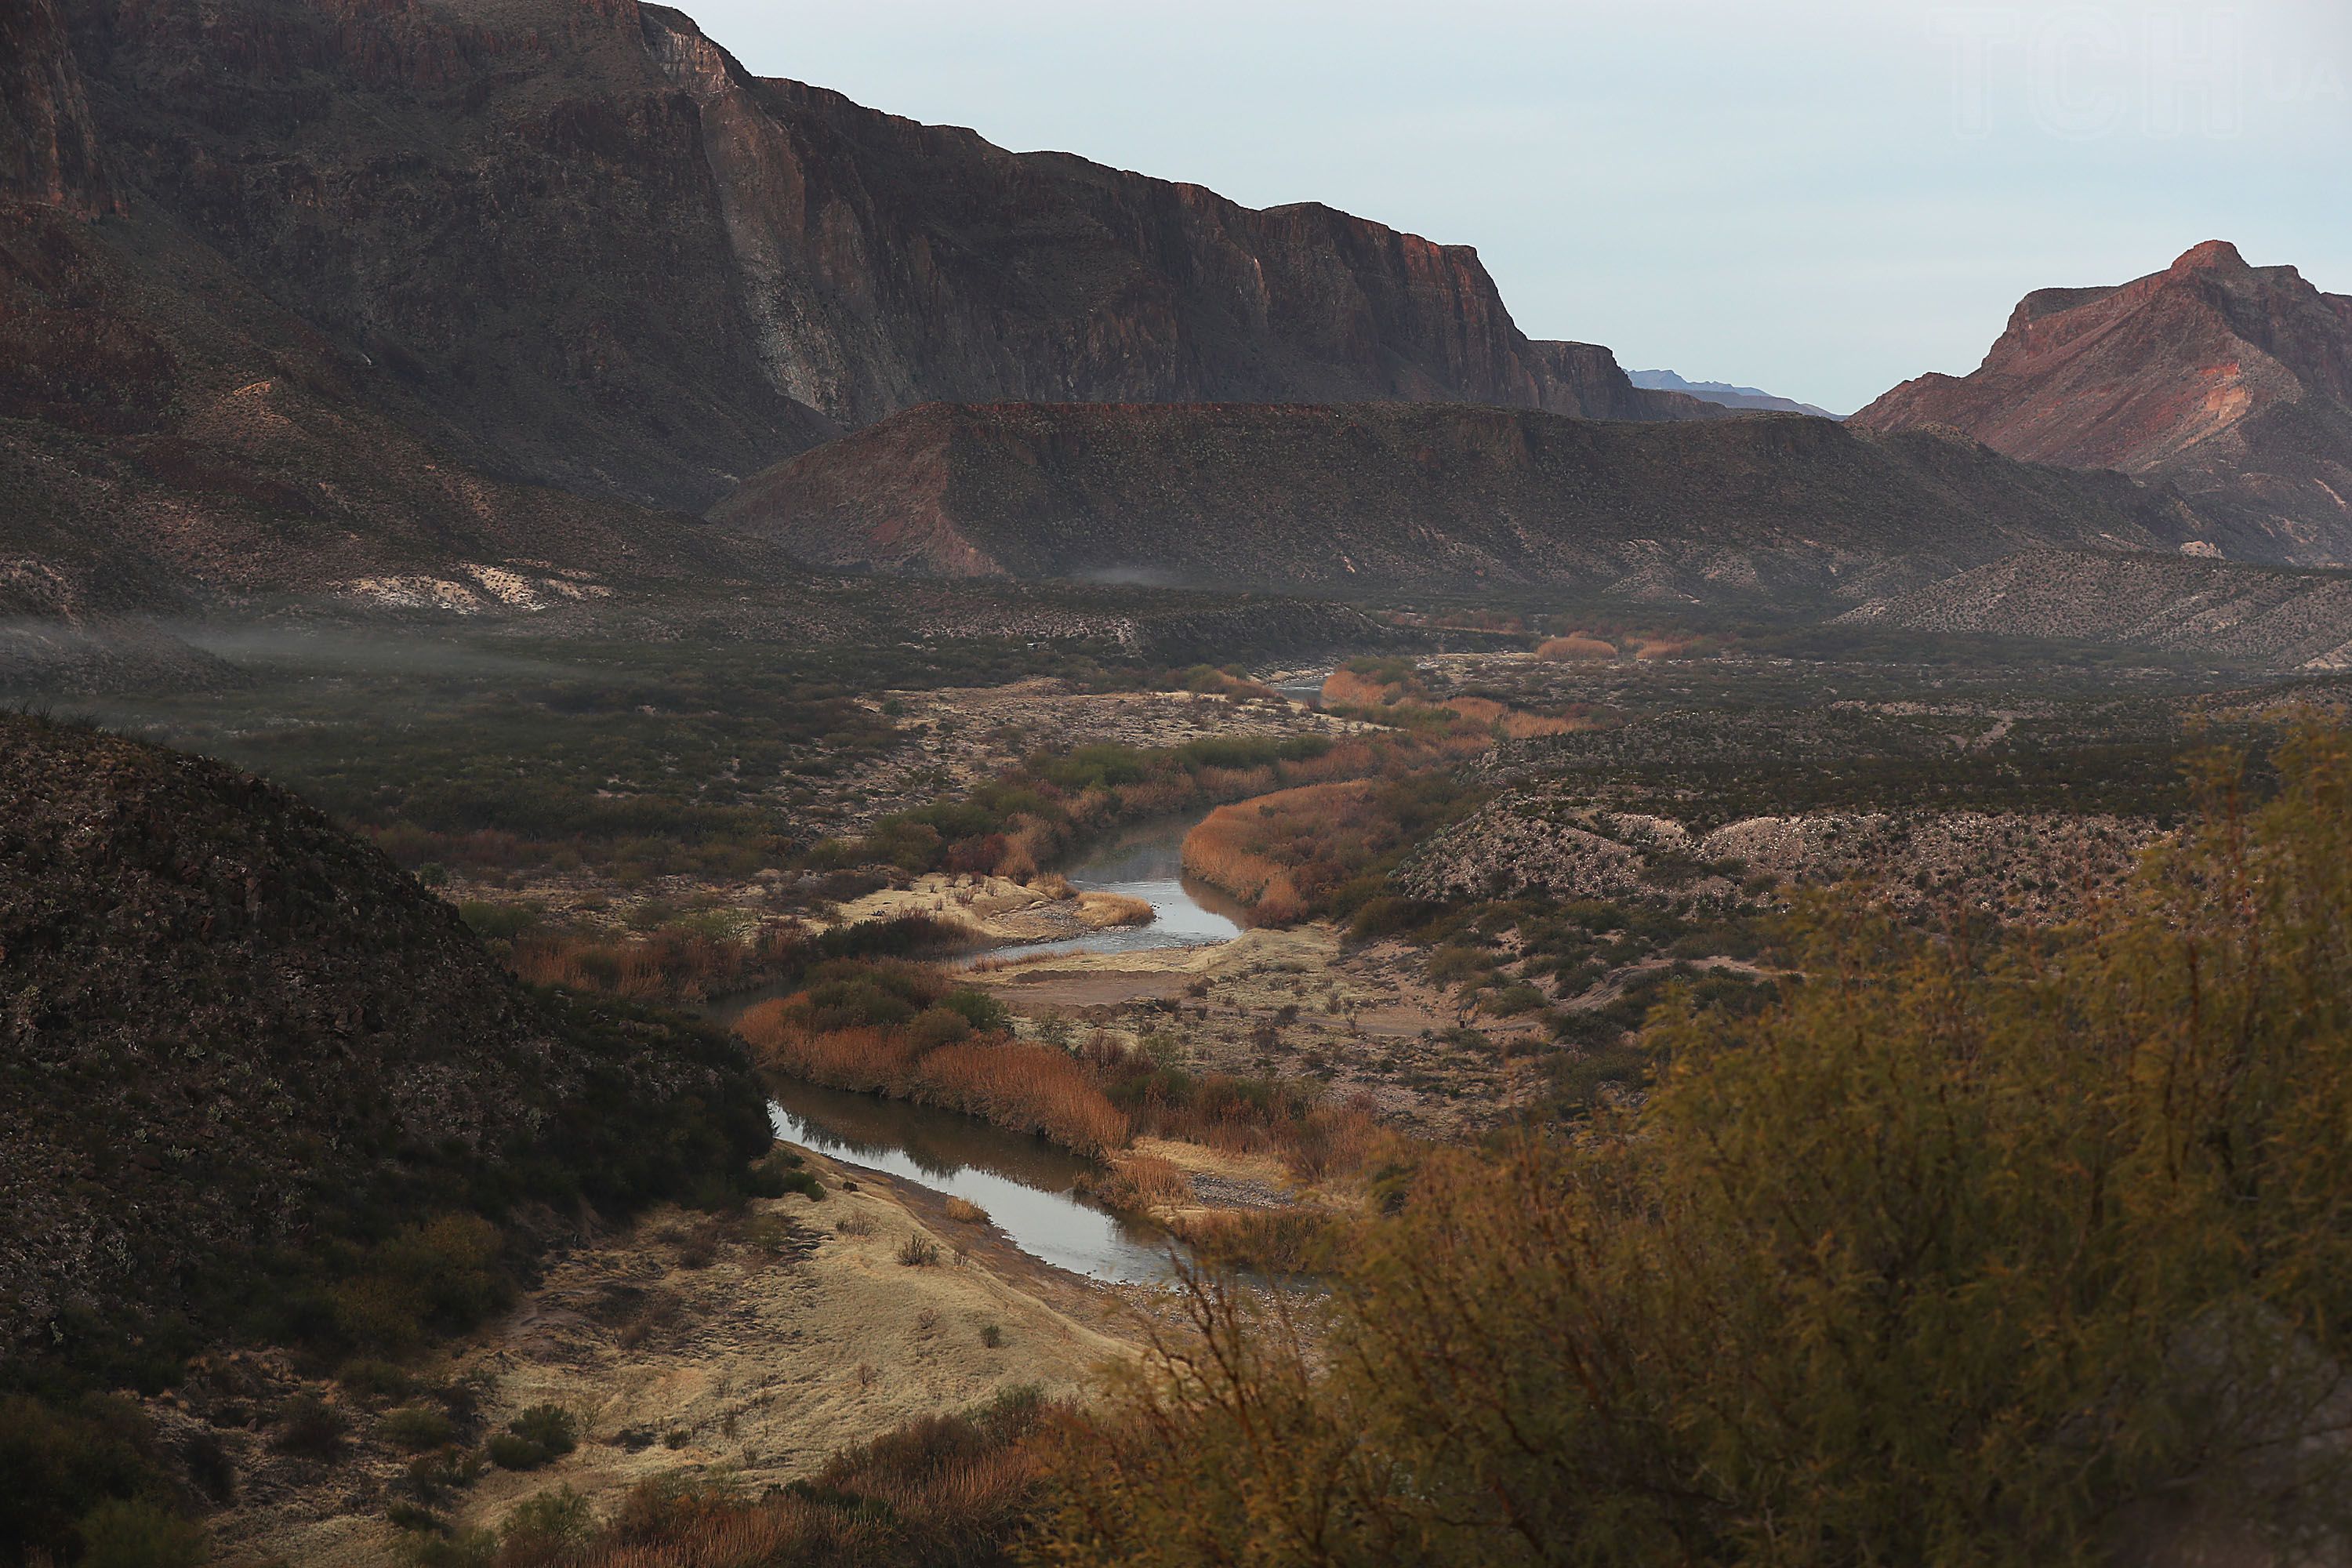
xmin=705 ymin=815 xmax=1242 ymax=1283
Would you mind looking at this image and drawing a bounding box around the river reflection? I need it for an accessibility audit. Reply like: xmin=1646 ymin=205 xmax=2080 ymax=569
xmin=767 ymin=1076 xmax=1181 ymax=1284
xmin=714 ymin=816 xmax=1241 ymax=1283
xmin=959 ymin=815 xmax=1248 ymax=965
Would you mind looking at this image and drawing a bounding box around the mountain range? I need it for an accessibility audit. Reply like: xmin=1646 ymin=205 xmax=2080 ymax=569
xmin=710 ymin=400 xmax=2207 ymax=599
xmin=0 ymin=0 xmax=1724 ymax=614
xmin=1855 ymin=242 xmax=2352 ymax=564
xmin=3 ymin=0 xmax=2350 ymax=626
xmin=1628 ymin=369 xmax=1842 ymax=419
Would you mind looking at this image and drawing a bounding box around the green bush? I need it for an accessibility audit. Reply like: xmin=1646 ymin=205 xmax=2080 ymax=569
xmin=1347 ymin=895 xmax=1439 ymax=942
xmin=0 ymin=1394 xmax=200 ymax=1568
xmin=408 ymin=1445 xmax=485 ymax=1500
xmin=76 ymin=1497 xmax=205 ymax=1568
xmin=332 ymin=1214 xmax=511 ymax=1354
xmin=456 ymin=900 xmax=540 ymax=941
xmin=395 ymin=1525 xmax=497 ymax=1567
xmin=379 ymin=1406 xmax=456 ymax=1453
xmin=268 ymin=1392 xmax=348 ymax=1460
xmin=488 ymin=1405 xmax=579 ymax=1472
xmin=942 ymin=987 xmax=1011 ymax=1033
xmin=335 ymin=1359 xmax=415 ymax=1402
xmin=485 ymin=1434 xmax=547 ymax=1472
xmin=502 ymin=1486 xmax=594 ymax=1555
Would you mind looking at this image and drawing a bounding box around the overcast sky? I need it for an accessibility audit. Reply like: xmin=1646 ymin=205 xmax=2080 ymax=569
xmin=682 ymin=1 xmax=2350 ymax=414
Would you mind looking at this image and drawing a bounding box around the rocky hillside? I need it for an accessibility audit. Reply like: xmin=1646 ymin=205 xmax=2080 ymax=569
xmin=0 ymin=713 xmax=768 ymax=1381
xmin=1839 ymin=549 xmax=2352 ymax=671
xmin=0 ymin=0 xmax=1718 ymax=612
xmin=711 ymin=400 xmax=2212 ymax=599
xmin=1396 ymin=793 xmax=2158 ymax=927
xmin=1853 ymin=242 xmax=2352 ymax=564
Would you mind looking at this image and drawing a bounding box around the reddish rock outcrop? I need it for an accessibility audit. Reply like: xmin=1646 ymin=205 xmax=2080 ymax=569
xmin=711 ymin=400 xmax=2207 ymax=599
xmin=1853 ymin=243 xmax=2352 ymax=564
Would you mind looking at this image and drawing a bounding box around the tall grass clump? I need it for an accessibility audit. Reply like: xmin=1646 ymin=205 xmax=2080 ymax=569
xmin=1182 ymin=772 xmax=1480 ymax=925
xmin=1040 ymin=725 xmax=2352 ymax=1566
xmin=736 ymin=960 xmax=1126 ymax=1156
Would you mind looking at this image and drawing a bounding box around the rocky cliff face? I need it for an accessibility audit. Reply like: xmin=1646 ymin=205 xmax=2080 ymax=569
xmin=0 ymin=0 xmax=1726 ymax=607
xmin=635 ymin=5 xmax=1719 ymax=432
xmin=711 ymin=401 xmax=2208 ymax=600
xmin=1853 ymin=242 xmax=2352 ymax=564
xmin=0 ymin=0 xmax=114 ymax=216
xmin=5 ymin=0 xmax=1711 ymax=551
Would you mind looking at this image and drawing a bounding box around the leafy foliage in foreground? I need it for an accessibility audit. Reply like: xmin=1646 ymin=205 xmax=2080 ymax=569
xmin=1042 ymin=726 xmax=2352 ymax=1566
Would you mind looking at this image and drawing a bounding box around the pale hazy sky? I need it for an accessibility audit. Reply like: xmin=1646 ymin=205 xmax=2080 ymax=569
xmin=681 ymin=2 xmax=2350 ymax=414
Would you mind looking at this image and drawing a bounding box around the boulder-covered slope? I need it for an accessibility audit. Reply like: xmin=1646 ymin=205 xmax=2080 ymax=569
xmin=0 ymin=713 xmax=769 ymax=1378
xmin=1853 ymin=242 xmax=2352 ymax=564
xmin=710 ymin=401 xmax=2212 ymax=601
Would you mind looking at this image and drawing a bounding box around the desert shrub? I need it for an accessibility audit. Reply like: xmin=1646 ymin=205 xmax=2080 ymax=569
xmin=0 ymin=1394 xmax=194 ymax=1568
xmin=745 ymin=1149 xmax=822 ymax=1202
xmin=1481 ymin=982 xmax=1548 ymax=1017
xmin=488 ymin=1405 xmax=577 ymax=1472
xmin=380 ymin=1406 xmax=456 ymax=1453
xmin=511 ymin=1405 xmax=577 ymax=1455
xmin=269 ymin=1392 xmax=348 ymax=1460
xmin=1539 ymin=1041 xmax=1653 ymax=1114
xmin=1346 ymin=894 xmax=1439 ymax=941
xmin=908 ymin=1005 xmax=975 ymax=1049
xmin=1040 ymin=727 xmax=2352 ymax=1566
xmin=896 ymin=1233 xmax=942 ymax=1267
xmin=503 ymin=1486 xmax=595 ymax=1559
xmin=408 ymin=1445 xmax=485 ymax=1500
xmin=75 ymin=1497 xmax=206 ymax=1568
xmin=386 ymin=1500 xmax=443 ymax=1534
xmin=457 ymin=900 xmax=541 ymax=942
xmin=485 ymin=1434 xmax=546 ymax=1472
xmin=331 ymin=1214 xmax=511 ymax=1354
xmin=335 ymin=1359 xmax=415 ymax=1401
xmin=395 ymin=1525 xmax=497 ymax=1568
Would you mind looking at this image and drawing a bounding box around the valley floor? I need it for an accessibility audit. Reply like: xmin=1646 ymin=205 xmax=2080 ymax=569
xmin=205 ymin=1153 xmax=1131 ymax=1567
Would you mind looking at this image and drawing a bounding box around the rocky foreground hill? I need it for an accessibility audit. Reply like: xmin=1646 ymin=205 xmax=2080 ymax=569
xmin=0 ymin=713 xmax=768 ymax=1383
xmin=1854 ymin=242 xmax=2352 ymax=564
xmin=711 ymin=400 xmax=2212 ymax=598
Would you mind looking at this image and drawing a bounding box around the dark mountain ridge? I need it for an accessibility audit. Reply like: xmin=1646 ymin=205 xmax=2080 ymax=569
xmin=710 ymin=400 xmax=2212 ymax=601
xmin=0 ymin=0 xmax=1719 ymax=617
xmin=1629 ymin=368 xmax=1841 ymax=419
